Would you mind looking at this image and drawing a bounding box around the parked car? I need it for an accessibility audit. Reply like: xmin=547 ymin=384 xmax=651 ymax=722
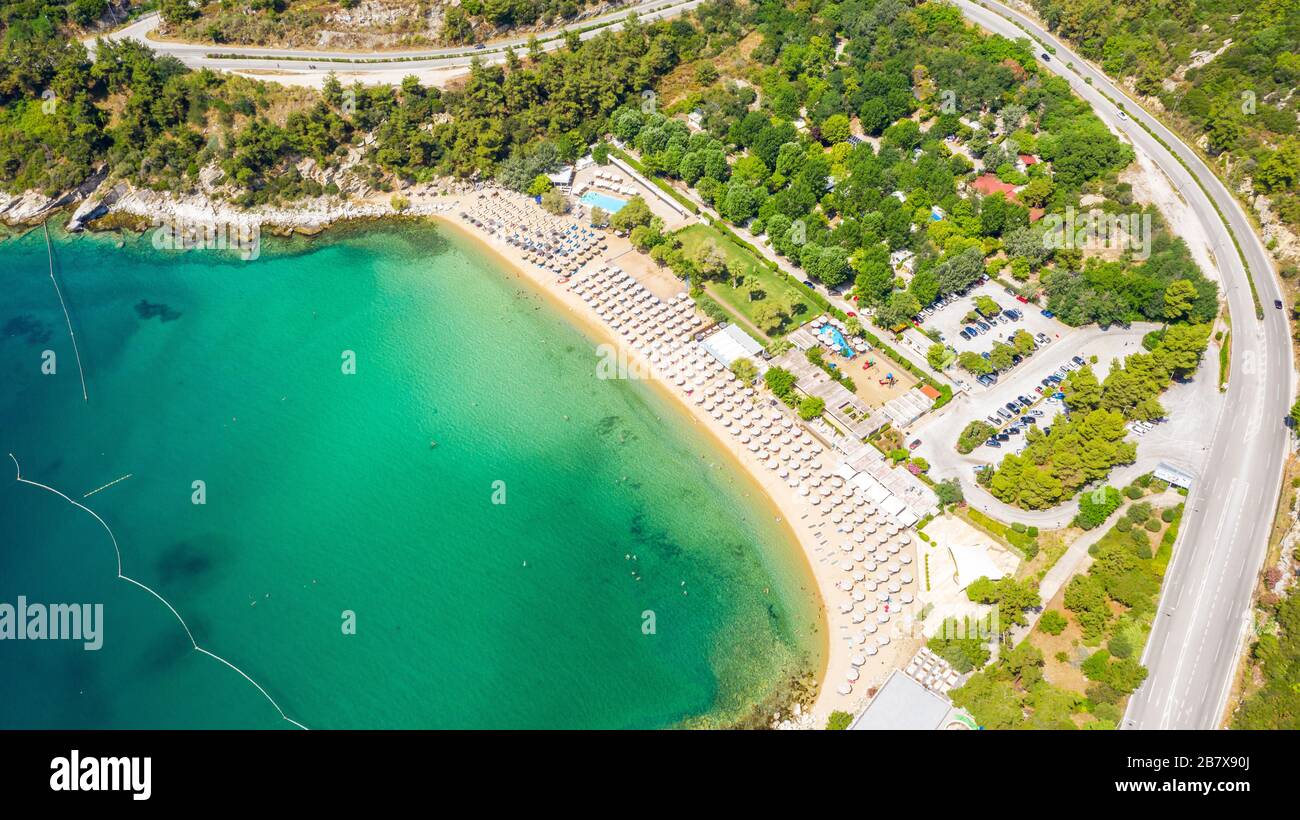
xmin=908 ymin=438 xmax=923 ymax=450
xmin=997 ymin=408 xmax=1013 ymax=420
xmin=986 ymin=438 xmax=1001 ymax=448
xmin=996 ymin=432 xmax=1011 ymax=441
xmin=1015 ymin=295 xmax=1029 ymax=304
xmin=1071 ymin=356 xmax=1086 ymax=366
xmin=1041 ymin=309 xmax=1055 ymax=318
xmin=1023 ymin=416 xmax=1037 ymax=425
xmin=987 ymin=415 xmax=1002 ymax=426
xmin=959 ymin=329 xmax=971 ymax=340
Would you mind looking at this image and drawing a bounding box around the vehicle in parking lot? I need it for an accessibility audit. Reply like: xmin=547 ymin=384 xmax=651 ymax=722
xmin=997 ymin=408 xmax=1012 ymax=420
xmin=1034 ymin=385 xmax=1044 ymax=394
xmin=996 ymin=432 xmax=1010 ymax=441
xmin=1023 ymin=416 xmax=1037 ymax=425
xmin=1015 ymin=295 xmax=1029 ymax=303
xmin=986 ymin=438 xmax=1001 ymax=448
xmin=959 ymin=329 xmax=971 ymax=340
xmin=1041 ymin=309 xmax=1055 ymax=318
xmin=987 ymin=415 xmax=1001 ymax=426
xmin=908 ymin=438 xmax=922 ymax=450
xmin=1071 ymin=356 xmax=1086 ymax=366
xmin=976 ymin=321 xmax=990 ymax=332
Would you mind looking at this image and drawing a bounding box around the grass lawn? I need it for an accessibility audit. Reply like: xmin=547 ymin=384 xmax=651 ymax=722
xmin=676 ymin=223 xmax=819 ymax=340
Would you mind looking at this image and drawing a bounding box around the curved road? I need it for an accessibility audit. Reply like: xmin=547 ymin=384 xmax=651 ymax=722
xmin=100 ymin=0 xmax=1293 ymax=729
xmin=95 ymin=2 xmax=703 ymax=82
xmin=956 ymin=0 xmax=1292 ymax=730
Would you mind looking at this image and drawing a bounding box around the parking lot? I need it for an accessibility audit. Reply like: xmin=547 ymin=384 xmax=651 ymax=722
xmin=917 ymin=280 xmax=1066 ymax=357
xmin=910 ymin=323 xmax=1160 ymax=468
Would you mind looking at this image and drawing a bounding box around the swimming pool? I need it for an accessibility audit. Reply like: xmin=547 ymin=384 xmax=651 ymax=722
xmin=581 ymin=192 xmax=629 ymax=213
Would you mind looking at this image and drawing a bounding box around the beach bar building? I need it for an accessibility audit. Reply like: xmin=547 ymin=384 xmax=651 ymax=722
xmin=700 ymin=324 xmax=766 ymax=371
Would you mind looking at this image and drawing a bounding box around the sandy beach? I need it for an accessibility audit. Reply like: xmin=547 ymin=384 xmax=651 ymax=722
xmin=438 ymin=189 xmax=922 ymax=727
xmin=5 ymin=175 xmax=923 ymax=728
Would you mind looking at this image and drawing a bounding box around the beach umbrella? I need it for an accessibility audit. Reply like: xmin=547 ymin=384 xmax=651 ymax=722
xmin=901 ymin=572 xmax=913 ymax=585
xmin=836 ymin=683 xmax=853 ymax=696
xmin=839 ymin=560 xmax=853 ymax=572
xmin=851 ymin=655 xmax=866 ymax=668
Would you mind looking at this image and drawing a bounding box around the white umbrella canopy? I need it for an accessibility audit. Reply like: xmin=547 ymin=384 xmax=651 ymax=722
xmin=836 ymin=683 xmax=853 ymax=696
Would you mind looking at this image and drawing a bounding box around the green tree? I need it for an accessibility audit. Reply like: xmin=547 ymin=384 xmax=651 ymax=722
xmin=730 ymin=358 xmax=758 ymax=386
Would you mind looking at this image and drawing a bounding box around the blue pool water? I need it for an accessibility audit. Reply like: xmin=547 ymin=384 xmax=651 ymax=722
xmin=581 ymin=192 xmax=629 ymax=213
xmin=821 ymin=326 xmax=855 ymax=358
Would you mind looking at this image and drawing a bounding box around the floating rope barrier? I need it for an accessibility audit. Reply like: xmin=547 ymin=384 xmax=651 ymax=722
xmin=9 ymin=453 xmax=307 ymax=730
xmin=42 ymin=221 xmax=89 ymax=403
xmin=83 ymin=473 xmax=132 ymax=498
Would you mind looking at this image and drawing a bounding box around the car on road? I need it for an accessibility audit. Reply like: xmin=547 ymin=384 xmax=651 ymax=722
xmin=1071 ymin=355 xmax=1086 ymax=366
xmin=908 ymin=438 xmax=922 ymax=450
xmin=803 ymin=279 xmax=816 ymax=288
xmin=474 ymin=43 xmax=486 ymax=50
xmin=1040 ymin=52 xmax=1051 ymax=61
xmin=1275 ymin=299 xmax=1284 ymax=309
xmin=1117 ymin=109 xmax=1128 ymax=121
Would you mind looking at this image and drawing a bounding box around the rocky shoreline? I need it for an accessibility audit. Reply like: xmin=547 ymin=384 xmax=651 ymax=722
xmin=1 ymin=174 xmax=474 ymax=238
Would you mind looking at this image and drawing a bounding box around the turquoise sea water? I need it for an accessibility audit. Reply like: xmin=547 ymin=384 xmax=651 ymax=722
xmin=0 ymin=220 xmax=823 ymax=729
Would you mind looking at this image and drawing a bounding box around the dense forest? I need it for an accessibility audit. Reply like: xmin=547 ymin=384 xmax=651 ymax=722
xmin=1031 ymin=0 xmax=1300 ymax=233
xmin=602 ymin=0 xmax=1155 ymax=333
xmin=0 ymin=0 xmax=715 ymax=202
xmin=158 ymin=0 xmax=627 ymax=48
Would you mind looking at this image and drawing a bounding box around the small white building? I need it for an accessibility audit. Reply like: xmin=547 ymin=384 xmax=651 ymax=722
xmin=700 ymin=324 xmax=766 ymax=371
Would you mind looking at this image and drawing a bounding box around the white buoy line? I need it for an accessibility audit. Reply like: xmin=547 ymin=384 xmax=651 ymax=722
xmin=8 ymin=453 xmax=308 ymax=730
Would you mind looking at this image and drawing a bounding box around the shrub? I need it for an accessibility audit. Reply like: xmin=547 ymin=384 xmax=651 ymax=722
xmin=1123 ymin=485 xmax=1143 ymax=500
xmin=957 ymin=420 xmax=998 ymax=454
xmin=1144 ymin=519 xmax=1161 ymax=533
xmin=1160 ymin=507 xmax=1177 ymax=523
xmin=1075 ymin=486 xmax=1122 ymax=530
xmin=1039 ymin=610 xmax=1068 ymax=635
xmin=826 ymin=710 xmax=853 ymax=730
xmin=1026 ymin=526 xmax=1039 ymax=537
xmin=1082 ymin=648 xmax=1111 ymax=681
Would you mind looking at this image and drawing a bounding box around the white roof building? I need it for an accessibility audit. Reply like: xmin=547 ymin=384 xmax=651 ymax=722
xmin=700 ymin=324 xmax=766 ymax=370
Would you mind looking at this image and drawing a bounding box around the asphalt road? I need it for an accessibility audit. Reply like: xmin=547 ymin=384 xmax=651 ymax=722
xmin=94 ymin=2 xmax=704 ymax=80
xmin=99 ymin=0 xmax=1293 ymax=729
xmin=955 ymin=0 xmax=1292 ymax=730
